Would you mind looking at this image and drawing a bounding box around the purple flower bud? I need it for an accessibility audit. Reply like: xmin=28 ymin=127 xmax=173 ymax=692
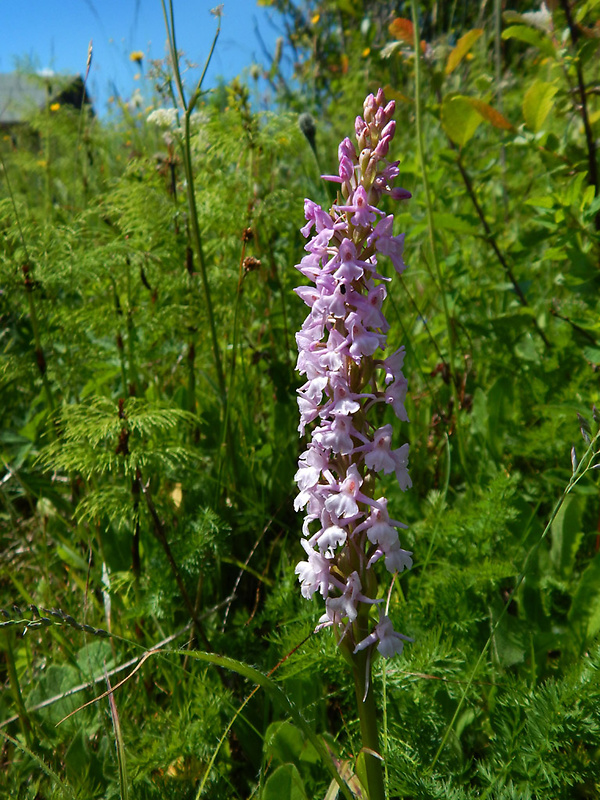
xmin=390 ymin=187 xmax=412 ymax=201
xmin=373 ymin=136 xmax=390 ymax=159
xmin=381 ymin=120 xmax=396 ymax=140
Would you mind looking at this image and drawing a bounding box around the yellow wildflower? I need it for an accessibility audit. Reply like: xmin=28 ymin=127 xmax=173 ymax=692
xmin=130 ymin=50 xmax=144 ymax=63
xmin=50 ymin=102 xmax=60 ymax=112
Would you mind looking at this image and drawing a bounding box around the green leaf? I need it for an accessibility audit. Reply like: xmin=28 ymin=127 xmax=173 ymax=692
xmin=502 ymin=25 xmax=556 ymax=58
xmin=441 ymin=94 xmax=512 ymax=146
xmin=525 ymin=195 xmax=555 ymax=209
xmin=583 ymin=346 xmax=600 ymax=365
xmin=562 ymin=170 xmax=588 ymax=207
xmin=56 ymin=543 xmax=88 ymax=571
xmin=445 ymin=29 xmax=483 ymax=74
xmin=262 ymin=764 xmax=308 ymax=800
xmin=550 ymin=495 xmax=583 ymax=579
xmin=523 ymin=80 xmax=558 ymax=132
xmin=441 ymin=95 xmax=482 ymax=147
xmin=264 ymin=721 xmax=307 ymax=767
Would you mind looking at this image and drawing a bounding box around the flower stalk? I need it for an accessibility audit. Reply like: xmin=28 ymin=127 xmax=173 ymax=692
xmin=293 ymin=89 xmax=413 ymax=799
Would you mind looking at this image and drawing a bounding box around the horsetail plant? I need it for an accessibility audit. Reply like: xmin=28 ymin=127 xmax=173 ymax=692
xmin=294 ymin=89 xmax=412 ymax=799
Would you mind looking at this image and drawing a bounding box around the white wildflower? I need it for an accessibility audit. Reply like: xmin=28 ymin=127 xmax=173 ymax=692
xmin=147 ymin=107 xmax=179 ymax=128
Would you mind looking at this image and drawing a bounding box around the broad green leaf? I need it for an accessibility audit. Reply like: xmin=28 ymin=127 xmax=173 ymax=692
xmin=562 ymin=171 xmax=587 ymax=207
xmin=568 ymin=552 xmax=600 ymax=648
xmin=57 ymin=543 xmax=88 ymax=571
xmin=550 ymin=495 xmax=583 ymax=578
xmin=582 ymin=184 xmax=596 ymax=209
xmin=525 ymin=195 xmax=554 ymax=209
xmin=265 ymin=721 xmax=307 ymax=767
xmin=262 ymin=764 xmax=308 ymax=800
xmin=441 ymin=94 xmax=513 ymax=146
xmin=523 ymin=80 xmax=558 ymax=132
xmin=583 ymin=346 xmax=600 ymax=364
xmin=441 ymin=95 xmax=482 ymax=146
xmin=445 ymin=29 xmax=483 ymax=74
xmin=502 ymin=25 xmax=556 ymax=58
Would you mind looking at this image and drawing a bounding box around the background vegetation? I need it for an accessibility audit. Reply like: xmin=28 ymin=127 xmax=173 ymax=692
xmin=1 ymin=0 xmax=600 ymax=797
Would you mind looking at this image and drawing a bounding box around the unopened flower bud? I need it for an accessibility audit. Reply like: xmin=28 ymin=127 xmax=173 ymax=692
xmin=381 ymin=120 xmax=396 ymax=140
xmin=373 ymin=136 xmax=390 ymax=158
xmin=363 ymin=93 xmax=376 ymax=123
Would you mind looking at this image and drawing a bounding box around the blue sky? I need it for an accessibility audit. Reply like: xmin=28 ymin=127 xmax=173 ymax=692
xmin=0 ymin=1 xmax=282 ymax=114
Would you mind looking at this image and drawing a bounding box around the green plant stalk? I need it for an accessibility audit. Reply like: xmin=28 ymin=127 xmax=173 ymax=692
xmin=430 ymin=426 xmax=600 ymax=769
xmin=161 ymin=0 xmax=226 ymax=403
xmin=338 ymin=591 xmax=386 ymax=800
xmin=112 ymin=280 xmax=129 ymax=395
xmin=410 ymin=0 xmax=467 ymax=474
xmin=381 ymin=657 xmax=389 ymax=799
xmin=105 ymin=670 xmax=129 ymax=800
xmin=351 ymin=647 xmax=385 ymax=800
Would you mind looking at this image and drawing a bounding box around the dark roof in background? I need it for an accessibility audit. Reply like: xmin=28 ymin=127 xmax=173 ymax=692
xmin=0 ymin=73 xmax=92 ymax=124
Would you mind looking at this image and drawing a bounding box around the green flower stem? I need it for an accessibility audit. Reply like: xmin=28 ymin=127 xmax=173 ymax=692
xmin=410 ymin=0 xmax=467 ymax=475
xmin=350 ymin=646 xmax=385 ymax=800
xmin=160 ymin=0 xmax=226 ymax=404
